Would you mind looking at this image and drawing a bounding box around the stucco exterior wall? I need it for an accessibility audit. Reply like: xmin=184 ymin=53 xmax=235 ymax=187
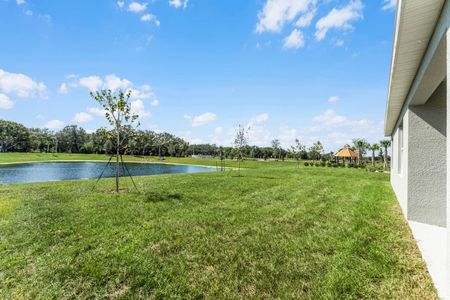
xmin=408 ymin=82 xmax=447 ymax=227
xmin=446 ymin=28 xmax=450 ymax=299
xmin=391 ymin=111 xmax=408 ymax=216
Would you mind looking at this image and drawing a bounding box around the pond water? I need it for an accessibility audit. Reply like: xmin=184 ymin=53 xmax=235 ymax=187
xmin=0 ymin=161 xmax=214 ymax=184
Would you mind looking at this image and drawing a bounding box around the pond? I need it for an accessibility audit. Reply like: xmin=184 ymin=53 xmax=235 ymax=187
xmin=0 ymin=161 xmax=214 ymax=184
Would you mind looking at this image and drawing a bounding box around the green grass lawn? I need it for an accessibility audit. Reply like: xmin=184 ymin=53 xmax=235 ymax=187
xmin=0 ymin=153 xmax=437 ymax=299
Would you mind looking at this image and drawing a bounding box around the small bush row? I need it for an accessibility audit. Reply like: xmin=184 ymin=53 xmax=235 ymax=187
xmin=303 ymin=161 xmax=387 ymax=172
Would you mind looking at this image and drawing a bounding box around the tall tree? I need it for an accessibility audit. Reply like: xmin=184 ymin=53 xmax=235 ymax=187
xmin=353 ymin=138 xmax=368 ymax=165
xmin=271 ymin=139 xmax=281 ymax=159
xmin=56 ymin=125 xmax=87 ymax=153
xmin=370 ymin=143 xmax=380 ymax=166
xmin=234 ymin=125 xmax=248 ymax=177
xmin=308 ymin=141 xmax=323 ymax=161
xmin=0 ymin=119 xmax=30 ymax=152
xmin=380 ymin=140 xmax=391 ymax=170
xmin=90 ymin=89 xmax=139 ymax=192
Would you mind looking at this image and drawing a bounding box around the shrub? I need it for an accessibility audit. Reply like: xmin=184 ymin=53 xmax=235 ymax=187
xmin=304 ymin=162 xmax=309 ymax=167
xmin=366 ymin=166 xmax=377 ymax=172
xmin=320 ymin=161 xmax=326 ymax=167
xmin=377 ymin=165 xmax=385 ymax=172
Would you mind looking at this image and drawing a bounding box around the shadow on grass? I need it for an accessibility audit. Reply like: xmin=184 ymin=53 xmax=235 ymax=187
xmin=144 ymin=191 xmax=183 ymax=203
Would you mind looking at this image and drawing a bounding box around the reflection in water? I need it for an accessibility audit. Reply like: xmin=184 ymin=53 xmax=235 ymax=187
xmin=0 ymin=162 xmax=214 ymax=184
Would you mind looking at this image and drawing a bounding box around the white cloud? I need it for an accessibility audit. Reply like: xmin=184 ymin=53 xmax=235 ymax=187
xmin=0 ymin=94 xmax=14 ymax=109
xmin=129 ymin=84 xmax=158 ymax=103
xmin=24 ymin=9 xmax=33 ymax=16
xmin=151 ymin=99 xmax=159 ymax=107
xmin=382 ymin=0 xmax=396 ymax=11
xmin=169 ymin=0 xmax=188 ymax=9
xmin=86 ymin=107 xmax=106 ymax=117
xmin=73 ymin=74 xmax=141 ymax=93
xmin=70 ymin=76 xmax=159 ymax=117
xmin=246 ymin=125 xmax=272 ymax=146
xmin=283 ymin=29 xmax=304 ymax=49
xmin=16 ymin=0 xmax=25 ymax=5
xmin=36 ymin=114 xmax=46 ymax=121
xmin=334 ymin=39 xmax=344 ymax=47
xmin=117 ymin=1 xmax=125 ymax=8
xmin=72 ymin=112 xmax=93 ymax=123
xmin=0 ymin=69 xmax=47 ymax=98
xmin=244 ymin=113 xmax=272 ymax=146
xmin=59 ymin=83 xmax=68 ymax=94
xmin=209 ymin=126 xmax=224 ymax=144
xmin=128 ymin=2 xmax=148 ymax=13
xmin=328 ymin=95 xmax=339 ymax=103
xmin=131 ymin=99 xmax=151 ymax=118
xmin=214 ymin=126 xmax=224 ymax=135
xmin=39 ymin=14 xmax=52 ymax=23
xmin=78 ymin=75 xmax=103 ymax=92
xmin=312 ymin=109 xmax=375 ymax=130
xmin=256 ymin=0 xmax=316 ymax=33
xmin=278 ymin=125 xmax=297 ymax=147
xmin=43 ymin=120 xmax=64 ymax=130
xmin=315 ymin=0 xmax=363 ymax=41
xmin=184 ymin=112 xmax=217 ymax=127
xmin=249 ymin=113 xmax=269 ymax=125
xmin=140 ymin=13 xmax=160 ymax=26
xmin=313 ymin=109 xmax=348 ymax=126
xmin=104 ymin=74 xmax=131 ymax=91
xmin=141 ymin=13 xmax=153 ymax=21
xmin=295 ymin=9 xmax=315 ymax=27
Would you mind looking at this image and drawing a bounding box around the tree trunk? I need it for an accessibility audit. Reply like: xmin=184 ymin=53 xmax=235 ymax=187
xmin=372 ymin=150 xmax=375 ymax=166
xmin=116 ymin=127 xmax=120 ymax=193
xmin=384 ymin=146 xmax=388 ymax=170
xmin=238 ymin=158 xmax=240 ymax=177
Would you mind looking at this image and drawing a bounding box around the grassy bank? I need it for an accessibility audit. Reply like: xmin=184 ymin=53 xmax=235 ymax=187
xmin=0 ymin=153 xmax=437 ymax=298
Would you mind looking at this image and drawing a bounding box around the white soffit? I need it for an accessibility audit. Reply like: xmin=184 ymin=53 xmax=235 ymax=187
xmin=384 ymin=0 xmax=445 ymax=136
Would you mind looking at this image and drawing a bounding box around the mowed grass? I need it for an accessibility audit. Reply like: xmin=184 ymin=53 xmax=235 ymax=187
xmin=0 ymin=154 xmax=437 ymax=299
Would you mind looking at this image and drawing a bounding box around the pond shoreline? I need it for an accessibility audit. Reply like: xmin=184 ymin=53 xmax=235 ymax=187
xmin=0 ymin=161 xmax=216 ymax=185
xmin=0 ymin=159 xmax=218 ymax=169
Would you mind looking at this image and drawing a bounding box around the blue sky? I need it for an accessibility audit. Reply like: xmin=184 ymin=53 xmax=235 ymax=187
xmin=0 ymin=0 xmax=395 ymax=150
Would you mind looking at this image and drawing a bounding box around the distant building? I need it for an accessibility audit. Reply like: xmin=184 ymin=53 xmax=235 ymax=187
xmin=335 ymin=144 xmax=358 ymax=163
xmin=191 ymin=155 xmax=212 ymax=159
xmin=384 ymin=1 xmax=448 ymax=297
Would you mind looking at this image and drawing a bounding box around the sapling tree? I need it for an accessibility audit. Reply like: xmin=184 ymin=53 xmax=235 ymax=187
xmin=90 ymin=89 xmax=139 ymax=192
xmin=293 ymin=138 xmax=305 ymax=168
xmin=234 ymin=125 xmax=248 ymax=177
xmin=271 ymin=139 xmax=281 ymax=159
xmin=216 ymin=146 xmax=225 ymax=171
xmin=308 ymin=141 xmax=323 ymax=161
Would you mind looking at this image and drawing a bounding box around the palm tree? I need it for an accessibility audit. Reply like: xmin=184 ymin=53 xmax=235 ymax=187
xmin=352 ymin=138 xmax=368 ymax=165
xmin=370 ymin=143 xmax=379 ymax=166
xmin=380 ymin=140 xmax=391 ymax=170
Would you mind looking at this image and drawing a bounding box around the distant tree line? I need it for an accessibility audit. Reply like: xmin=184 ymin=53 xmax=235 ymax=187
xmin=0 ymin=119 xmax=390 ymax=164
xmin=0 ymin=119 xmax=189 ymax=157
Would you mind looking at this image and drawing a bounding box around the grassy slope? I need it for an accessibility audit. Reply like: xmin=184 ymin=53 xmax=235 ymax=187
xmin=0 ymin=153 xmax=437 ymax=299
